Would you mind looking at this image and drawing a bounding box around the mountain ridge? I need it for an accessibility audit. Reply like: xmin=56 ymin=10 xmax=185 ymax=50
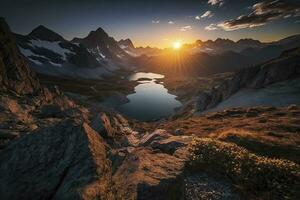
xmin=15 ymin=25 xmax=134 ymax=79
xmin=196 ymin=47 xmax=300 ymax=113
xmin=28 ymin=25 xmax=65 ymax=42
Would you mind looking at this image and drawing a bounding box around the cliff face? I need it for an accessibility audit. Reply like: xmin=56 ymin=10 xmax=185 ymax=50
xmin=196 ymin=47 xmax=300 ymax=112
xmin=0 ymin=17 xmax=40 ymax=95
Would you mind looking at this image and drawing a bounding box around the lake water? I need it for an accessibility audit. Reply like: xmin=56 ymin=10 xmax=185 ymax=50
xmin=118 ymin=72 xmax=182 ymax=121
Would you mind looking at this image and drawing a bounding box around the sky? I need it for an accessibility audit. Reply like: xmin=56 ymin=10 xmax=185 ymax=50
xmin=1 ymin=0 xmax=300 ymax=48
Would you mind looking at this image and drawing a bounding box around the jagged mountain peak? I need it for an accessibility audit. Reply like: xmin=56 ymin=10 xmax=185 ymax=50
xmin=95 ymin=27 xmax=107 ymax=33
xmin=87 ymin=27 xmax=109 ymax=38
xmin=71 ymin=27 xmax=109 ymax=43
xmin=214 ymin=38 xmax=232 ymax=42
xmin=214 ymin=38 xmax=235 ymax=45
xmin=28 ymin=25 xmax=65 ymax=42
xmin=237 ymin=38 xmax=262 ymax=46
xmin=70 ymin=26 xmax=130 ymax=60
xmin=119 ymin=38 xmax=132 ymax=43
xmin=118 ymin=38 xmax=135 ymax=49
xmin=72 ymin=27 xmax=113 ymax=48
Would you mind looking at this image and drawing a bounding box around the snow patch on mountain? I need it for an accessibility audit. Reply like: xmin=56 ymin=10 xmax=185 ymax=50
xmin=19 ymin=47 xmax=46 ymax=65
xmin=29 ymin=58 xmax=43 ymax=65
xmin=49 ymin=61 xmax=62 ymax=67
xmin=87 ymin=45 xmax=107 ymax=62
xmin=19 ymin=46 xmax=49 ymax=60
xmin=28 ymin=39 xmax=74 ymax=60
xmin=124 ymin=50 xmax=139 ymax=57
xmin=19 ymin=46 xmax=63 ymax=67
xmin=72 ymin=42 xmax=81 ymax=47
xmin=119 ymin=44 xmax=127 ymax=49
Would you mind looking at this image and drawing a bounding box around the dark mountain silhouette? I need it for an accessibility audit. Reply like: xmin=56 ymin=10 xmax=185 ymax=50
xmin=72 ymin=27 xmax=130 ymax=61
xmin=0 ymin=17 xmax=40 ymax=94
xmin=28 ymin=25 xmax=65 ymax=42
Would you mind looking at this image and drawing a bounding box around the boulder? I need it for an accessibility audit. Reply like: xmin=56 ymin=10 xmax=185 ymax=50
xmin=113 ymin=148 xmax=187 ymax=200
xmin=0 ymin=119 xmax=114 ymax=200
xmin=139 ymin=129 xmax=172 ymax=146
xmin=91 ymin=112 xmax=138 ymax=147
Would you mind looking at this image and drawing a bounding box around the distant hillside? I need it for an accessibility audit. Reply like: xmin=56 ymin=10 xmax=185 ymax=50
xmin=136 ymin=35 xmax=300 ymax=77
xmin=196 ymin=47 xmax=300 ymax=112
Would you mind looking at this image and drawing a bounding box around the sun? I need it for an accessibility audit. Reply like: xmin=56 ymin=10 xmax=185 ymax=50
xmin=173 ymin=41 xmax=182 ymax=50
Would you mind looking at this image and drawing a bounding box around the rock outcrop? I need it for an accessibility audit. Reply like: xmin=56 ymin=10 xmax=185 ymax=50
xmin=196 ymin=47 xmax=300 ymax=112
xmin=0 ymin=120 xmax=114 ymax=200
xmin=113 ymin=147 xmax=186 ymax=200
xmin=0 ymin=17 xmax=40 ymax=94
xmin=0 ymin=18 xmax=79 ymax=148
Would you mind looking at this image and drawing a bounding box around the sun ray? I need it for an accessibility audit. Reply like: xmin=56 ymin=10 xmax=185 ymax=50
xmin=173 ymin=41 xmax=182 ymax=50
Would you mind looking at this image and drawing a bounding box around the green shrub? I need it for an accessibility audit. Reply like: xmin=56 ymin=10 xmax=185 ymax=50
xmin=189 ymin=138 xmax=300 ymax=199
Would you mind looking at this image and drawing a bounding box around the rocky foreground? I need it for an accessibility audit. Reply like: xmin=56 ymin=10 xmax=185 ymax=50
xmin=1 ymin=98 xmax=300 ymax=199
xmin=1 ymin=17 xmax=300 ymax=199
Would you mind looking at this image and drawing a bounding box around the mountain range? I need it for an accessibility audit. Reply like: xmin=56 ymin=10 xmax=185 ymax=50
xmin=13 ymin=24 xmax=300 ymax=80
xmin=137 ymin=35 xmax=300 ymax=77
xmin=16 ymin=26 xmax=132 ymax=79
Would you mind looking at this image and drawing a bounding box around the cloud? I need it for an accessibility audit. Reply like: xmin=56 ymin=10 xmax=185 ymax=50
xmin=201 ymin=10 xmax=214 ymax=18
xmin=168 ymin=21 xmax=175 ymax=24
xmin=218 ymin=0 xmax=300 ymax=31
xmin=205 ymin=24 xmax=218 ymax=30
xmin=208 ymin=0 xmax=224 ymax=7
xmin=152 ymin=20 xmax=160 ymax=24
xmin=180 ymin=25 xmax=192 ymax=31
xmin=195 ymin=11 xmax=213 ymax=20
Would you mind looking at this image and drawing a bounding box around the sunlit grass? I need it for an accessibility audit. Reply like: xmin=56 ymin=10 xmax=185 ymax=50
xmin=189 ymin=138 xmax=300 ymax=199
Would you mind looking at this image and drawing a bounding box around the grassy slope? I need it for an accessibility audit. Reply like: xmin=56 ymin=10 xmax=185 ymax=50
xmin=158 ymin=106 xmax=300 ymax=163
xmin=131 ymin=105 xmax=300 ymax=199
xmin=189 ymin=138 xmax=300 ymax=199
